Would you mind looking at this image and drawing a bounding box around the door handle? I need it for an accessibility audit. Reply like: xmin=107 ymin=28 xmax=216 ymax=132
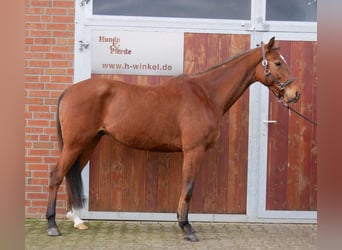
xmin=263 ymin=120 xmax=277 ymax=124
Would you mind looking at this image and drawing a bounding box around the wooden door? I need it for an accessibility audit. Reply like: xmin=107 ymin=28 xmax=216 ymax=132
xmin=266 ymin=40 xmax=317 ymax=211
xmin=89 ymin=33 xmax=251 ymax=214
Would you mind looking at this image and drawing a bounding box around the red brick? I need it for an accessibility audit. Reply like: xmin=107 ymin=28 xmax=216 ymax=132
xmin=44 ymin=127 xmax=57 ymax=135
xmin=25 ymin=15 xmax=41 ymax=22
xmin=31 ymin=200 xmax=48 ymax=207
xmin=52 ymin=46 xmax=73 ymax=53
xmin=51 ymin=61 xmax=71 ymax=67
xmin=53 ymin=31 xmax=73 ymax=37
xmin=25 ymin=185 xmax=43 ymax=192
xmin=25 ymin=7 xmax=44 ymax=15
xmin=25 ymin=127 xmax=44 ymax=134
xmin=25 ymin=81 xmax=41 ymax=87
xmin=25 ymin=156 xmax=43 ymax=163
xmin=28 ymin=105 xmax=49 ymax=112
xmin=29 ymin=149 xmax=50 ymax=156
xmin=25 ymin=97 xmax=44 ymax=105
xmin=53 ymin=16 xmax=74 ymax=23
xmin=45 ymin=68 xmax=67 ymax=75
xmin=29 ymin=60 xmax=50 ymax=67
xmin=25 ymin=52 xmax=45 ymax=59
xmin=27 ymin=192 xmax=48 ymax=200
xmin=51 ymin=76 xmax=72 ymax=83
xmin=41 ymin=15 xmax=52 ymax=22
xmin=29 ymin=30 xmax=52 ymax=37
xmin=26 ymin=163 xmax=48 ymax=171
xmin=40 ymin=75 xmax=51 ymax=82
xmin=25 ymin=38 xmax=34 ymax=44
xmin=25 ymin=134 xmax=39 ymax=141
xmin=30 ymin=178 xmax=48 ymax=185
xmin=33 ymin=112 xmax=54 ymax=120
xmin=46 ymin=8 xmax=67 ymax=15
xmin=33 ymin=142 xmax=54 ymax=149
xmin=34 ymin=38 xmax=55 ymax=44
xmin=25 ymin=22 xmax=46 ymax=30
xmin=30 ymin=45 xmax=50 ymax=52
xmin=45 ymin=53 xmax=66 ymax=60
xmin=32 ymin=171 xmax=50 ymax=178
xmin=25 ymin=67 xmax=44 ymax=75
xmin=47 ymin=23 xmax=68 ymax=30
xmin=53 ymin=1 xmax=74 ymax=8
xmin=27 ymin=90 xmax=49 ymax=97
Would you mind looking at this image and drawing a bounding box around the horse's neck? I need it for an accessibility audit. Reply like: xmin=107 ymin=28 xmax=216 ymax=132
xmin=197 ymin=47 xmax=261 ymax=115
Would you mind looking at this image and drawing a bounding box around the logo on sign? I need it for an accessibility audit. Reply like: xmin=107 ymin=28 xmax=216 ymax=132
xmin=98 ymin=36 xmax=132 ymax=55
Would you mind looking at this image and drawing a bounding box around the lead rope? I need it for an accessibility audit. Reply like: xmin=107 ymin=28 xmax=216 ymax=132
xmin=280 ymin=101 xmax=318 ymax=127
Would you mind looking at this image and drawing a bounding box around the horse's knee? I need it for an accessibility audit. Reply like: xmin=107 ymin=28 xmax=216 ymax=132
xmin=49 ymin=168 xmax=63 ymax=188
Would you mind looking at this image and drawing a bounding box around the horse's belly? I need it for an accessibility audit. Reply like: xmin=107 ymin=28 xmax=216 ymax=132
xmin=118 ymin=132 xmax=182 ymax=152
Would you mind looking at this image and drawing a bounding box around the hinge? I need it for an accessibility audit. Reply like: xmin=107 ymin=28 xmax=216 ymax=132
xmin=78 ymin=40 xmax=89 ymax=52
xmin=80 ymin=0 xmax=90 ymax=6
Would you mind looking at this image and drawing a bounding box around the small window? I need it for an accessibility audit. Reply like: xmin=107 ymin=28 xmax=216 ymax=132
xmin=266 ymin=0 xmax=317 ymax=22
xmin=93 ymin=0 xmax=251 ymax=20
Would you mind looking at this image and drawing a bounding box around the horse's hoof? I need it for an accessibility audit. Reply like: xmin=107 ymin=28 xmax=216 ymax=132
xmin=47 ymin=227 xmax=61 ymax=236
xmin=184 ymin=232 xmax=199 ymax=242
xmin=74 ymin=222 xmax=88 ymax=230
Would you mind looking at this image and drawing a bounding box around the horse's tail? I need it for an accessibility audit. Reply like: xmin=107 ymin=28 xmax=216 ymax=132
xmin=56 ymin=91 xmax=65 ymax=151
xmin=57 ymin=90 xmax=85 ymax=209
xmin=65 ymin=157 xmax=85 ymax=209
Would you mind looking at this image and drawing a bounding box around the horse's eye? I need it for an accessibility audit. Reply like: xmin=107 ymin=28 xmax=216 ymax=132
xmin=275 ymin=61 xmax=281 ymax=66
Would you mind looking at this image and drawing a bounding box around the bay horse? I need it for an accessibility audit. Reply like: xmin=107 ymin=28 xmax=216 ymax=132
xmin=46 ymin=37 xmax=300 ymax=241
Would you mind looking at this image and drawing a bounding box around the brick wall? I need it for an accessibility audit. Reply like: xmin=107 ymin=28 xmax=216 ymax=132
xmin=25 ymin=0 xmax=75 ymax=218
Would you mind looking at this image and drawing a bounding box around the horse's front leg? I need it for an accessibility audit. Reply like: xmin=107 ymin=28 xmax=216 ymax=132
xmin=177 ymin=146 xmax=205 ymax=242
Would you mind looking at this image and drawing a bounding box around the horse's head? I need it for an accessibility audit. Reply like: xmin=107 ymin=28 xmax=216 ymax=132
xmin=256 ymin=37 xmax=300 ymax=104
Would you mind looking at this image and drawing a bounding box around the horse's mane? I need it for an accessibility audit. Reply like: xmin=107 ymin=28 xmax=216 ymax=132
xmin=194 ymin=47 xmax=257 ymax=75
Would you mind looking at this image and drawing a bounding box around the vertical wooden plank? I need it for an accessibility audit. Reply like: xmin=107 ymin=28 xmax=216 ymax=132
xmin=157 ymin=153 xmax=170 ymax=211
xmin=89 ymin=140 xmax=99 ymax=211
xmin=202 ymin=34 xmax=218 ymax=213
xmin=184 ymin=33 xmax=195 ymax=74
xmin=297 ymin=41 xmax=314 ymax=210
xmin=266 ymin=41 xmax=290 ymax=210
xmin=309 ymin=42 xmax=318 ymax=210
xmin=216 ymin=113 xmax=229 ymax=213
xmin=189 ymin=33 xmax=208 ymax=212
xmin=194 ymin=33 xmax=208 ymax=72
xmin=144 ymin=151 xmax=159 ymax=211
xmin=133 ymin=150 xmax=147 ymax=211
xmin=109 ymin=138 xmax=124 ymax=211
xmin=216 ymin=34 xmax=231 ymax=213
xmin=226 ymin=34 xmax=246 ymax=213
xmin=121 ymin=146 xmax=136 ymax=211
xmin=286 ymin=41 xmax=303 ymax=210
xmin=238 ymin=85 xmax=249 ymax=213
xmin=168 ymin=152 xmax=183 ymax=211
xmin=237 ymin=35 xmax=250 ymax=213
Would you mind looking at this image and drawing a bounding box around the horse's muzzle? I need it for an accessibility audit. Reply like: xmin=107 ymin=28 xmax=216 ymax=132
xmin=288 ymin=91 xmax=300 ymax=103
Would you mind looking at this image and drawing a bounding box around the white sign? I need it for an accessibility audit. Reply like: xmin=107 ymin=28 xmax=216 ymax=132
xmin=91 ymin=30 xmax=184 ymax=76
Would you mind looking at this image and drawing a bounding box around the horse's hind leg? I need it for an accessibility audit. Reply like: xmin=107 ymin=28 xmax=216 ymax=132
xmin=177 ymin=146 xmax=205 ymax=242
xmin=65 ymin=137 xmax=101 ymax=230
xmin=46 ymin=146 xmax=82 ymax=236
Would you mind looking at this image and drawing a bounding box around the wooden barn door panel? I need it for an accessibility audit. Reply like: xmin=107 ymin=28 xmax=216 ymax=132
xmin=266 ymin=40 xmax=317 ymax=211
xmin=89 ymin=33 xmax=250 ymax=214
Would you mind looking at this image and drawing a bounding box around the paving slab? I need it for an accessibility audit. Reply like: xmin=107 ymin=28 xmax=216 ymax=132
xmin=25 ymin=219 xmax=317 ymax=250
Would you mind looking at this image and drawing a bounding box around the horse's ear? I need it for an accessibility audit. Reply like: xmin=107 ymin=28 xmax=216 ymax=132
xmin=267 ymin=37 xmax=276 ymax=50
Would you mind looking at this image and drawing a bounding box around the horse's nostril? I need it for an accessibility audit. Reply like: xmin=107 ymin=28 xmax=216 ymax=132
xmin=296 ymin=91 xmax=300 ymax=100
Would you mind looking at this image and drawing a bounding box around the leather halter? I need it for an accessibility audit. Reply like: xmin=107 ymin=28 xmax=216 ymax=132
xmin=260 ymin=42 xmax=295 ymax=95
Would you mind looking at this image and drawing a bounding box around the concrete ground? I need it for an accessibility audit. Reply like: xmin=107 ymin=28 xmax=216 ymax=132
xmin=25 ymin=219 xmax=317 ymax=250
